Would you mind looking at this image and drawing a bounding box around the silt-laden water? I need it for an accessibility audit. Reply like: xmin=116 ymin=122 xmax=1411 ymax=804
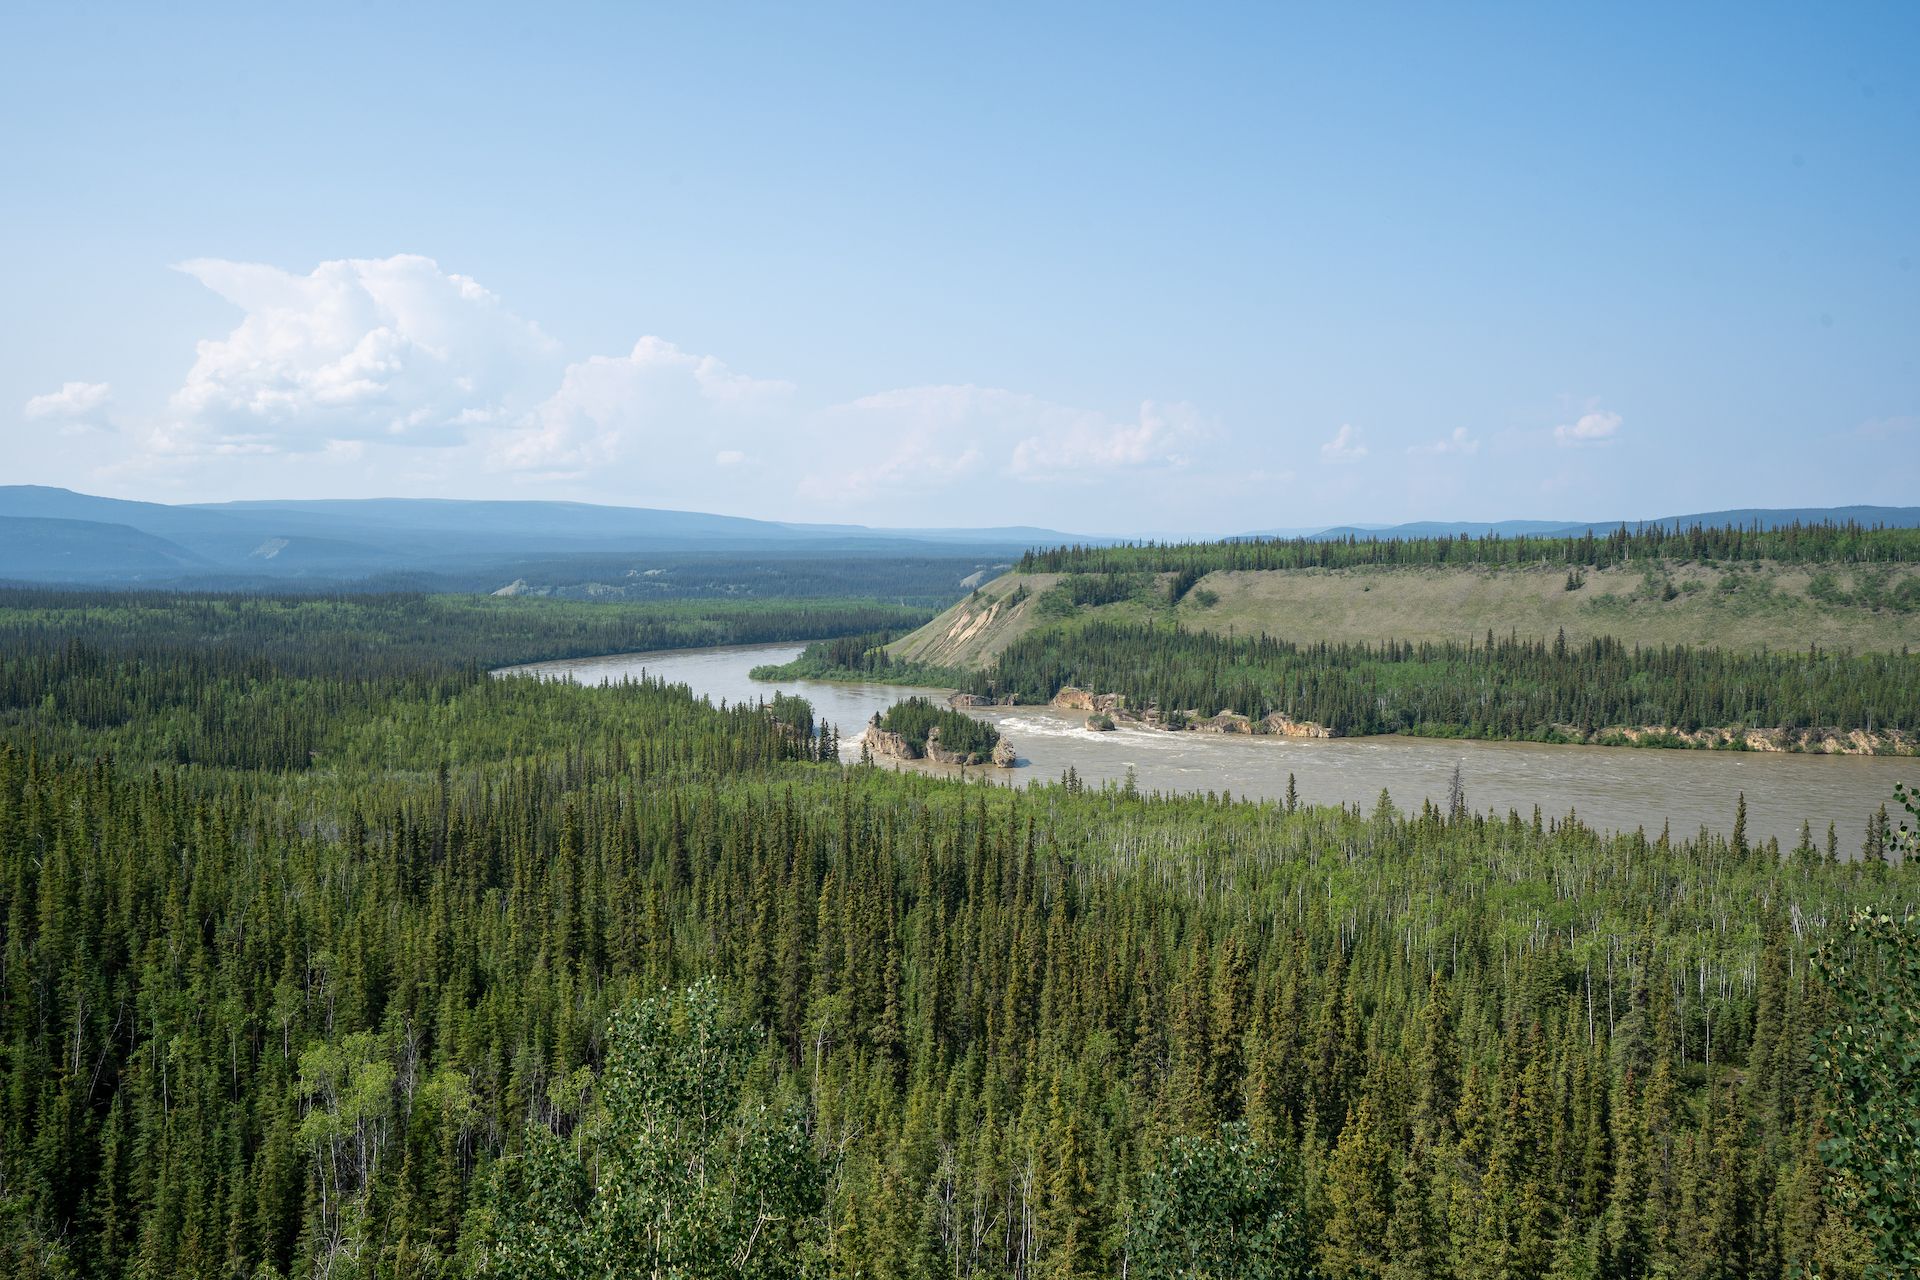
xmin=502 ymin=642 xmax=1916 ymax=851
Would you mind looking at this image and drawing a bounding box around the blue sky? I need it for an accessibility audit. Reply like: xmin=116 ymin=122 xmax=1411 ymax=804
xmin=3 ymin=3 xmax=1916 ymax=533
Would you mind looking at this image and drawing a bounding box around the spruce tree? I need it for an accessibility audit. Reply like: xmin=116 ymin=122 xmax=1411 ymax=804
xmin=1320 ymin=1091 xmax=1394 ymax=1279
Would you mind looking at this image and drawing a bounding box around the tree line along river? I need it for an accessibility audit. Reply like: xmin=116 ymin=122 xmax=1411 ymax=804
xmin=500 ymin=641 xmax=1918 ymax=854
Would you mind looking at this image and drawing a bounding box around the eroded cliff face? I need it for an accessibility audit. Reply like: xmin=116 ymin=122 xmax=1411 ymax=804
xmin=887 ymin=575 xmax=1057 ymax=670
xmin=863 ymin=720 xmax=917 ymax=761
xmin=922 ymin=725 xmax=976 ymax=766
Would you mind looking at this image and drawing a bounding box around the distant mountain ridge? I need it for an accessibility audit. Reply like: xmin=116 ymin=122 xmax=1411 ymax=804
xmin=0 ymin=516 xmax=211 ymax=578
xmin=0 ymin=486 xmax=1105 ymax=584
xmin=4 ymin=486 xmax=1916 ymax=585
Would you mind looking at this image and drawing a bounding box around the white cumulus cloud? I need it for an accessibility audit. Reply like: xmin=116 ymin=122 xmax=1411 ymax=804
xmin=1554 ymin=408 xmax=1622 ymax=446
xmin=98 ymin=250 xmax=1232 ymax=524
xmin=24 ymin=381 xmax=112 ymax=420
xmin=167 ymin=254 xmax=560 ymax=453
xmin=1320 ymin=423 xmax=1368 ymax=463
xmin=491 ymin=337 xmax=794 ymax=478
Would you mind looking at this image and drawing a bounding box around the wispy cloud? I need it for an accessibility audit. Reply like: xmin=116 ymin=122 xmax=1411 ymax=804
xmin=1409 ymin=427 xmax=1479 ymax=456
xmin=1009 ymin=399 xmax=1199 ymax=479
xmin=798 ymin=386 xmax=1197 ymax=501
xmin=1319 ymin=423 xmax=1367 ymax=463
xmin=24 ymin=380 xmax=112 ymax=420
xmin=1855 ymin=414 xmax=1916 ymax=441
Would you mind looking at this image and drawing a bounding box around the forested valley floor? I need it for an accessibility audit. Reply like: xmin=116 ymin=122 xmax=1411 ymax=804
xmin=1 ymin=590 xmax=1917 ymax=1278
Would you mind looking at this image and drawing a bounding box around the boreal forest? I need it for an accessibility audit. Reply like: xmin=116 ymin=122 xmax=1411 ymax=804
xmin=1 ymin=587 xmax=1917 ymax=1280
xmin=13 ymin=0 xmax=1920 ymax=1272
xmin=1016 ymin=521 xmax=1920 ymax=575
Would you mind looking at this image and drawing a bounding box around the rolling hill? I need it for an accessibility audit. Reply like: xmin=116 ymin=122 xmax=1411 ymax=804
xmin=0 ymin=487 xmax=1100 ymax=584
xmin=0 ymin=516 xmax=210 ymax=579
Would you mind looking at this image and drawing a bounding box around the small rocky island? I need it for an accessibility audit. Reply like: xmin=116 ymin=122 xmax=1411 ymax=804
xmin=864 ymin=696 xmax=1016 ymax=768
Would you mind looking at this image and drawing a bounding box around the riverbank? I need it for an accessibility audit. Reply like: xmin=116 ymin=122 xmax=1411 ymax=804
xmin=1014 ymin=686 xmax=1919 ymax=756
xmin=763 ymin=660 xmax=1920 ymax=756
xmin=767 ymin=616 xmax=1920 ymax=757
xmin=507 ymin=640 xmax=1919 ymax=851
xmin=747 ymin=654 xmax=968 ymax=687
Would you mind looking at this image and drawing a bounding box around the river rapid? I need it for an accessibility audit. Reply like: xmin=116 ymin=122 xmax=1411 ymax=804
xmin=501 ymin=642 xmax=1917 ymax=852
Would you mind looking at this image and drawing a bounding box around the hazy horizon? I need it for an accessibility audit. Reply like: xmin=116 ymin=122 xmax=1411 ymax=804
xmin=19 ymin=482 xmax=1920 ymax=548
xmin=5 ymin=5 xmax=1916 ymax=534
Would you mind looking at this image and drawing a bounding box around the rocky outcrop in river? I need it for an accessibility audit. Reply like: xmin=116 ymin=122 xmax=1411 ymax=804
xmin=1261 ymin=712 xmax=1334 ymax=739
xmin=863 ymin=720 xmax=917 ymax=761
xmin=1049 ymin=687 xmax=1336 ymax=739
xmin=862 ymin=716 xmax=1018 ymax=768
xmin=922 ymin=724 xmax=975 ymax=765
xmin=948 ymin=692 xmax=1016 ymax=709
xmin=1590 ymin=724 xmax=1914 ymax=755
xmin=1052 ymin=686 xmax=1128 ymax=715
xmin=1193 ymin=710 xmax=1254 ymax=734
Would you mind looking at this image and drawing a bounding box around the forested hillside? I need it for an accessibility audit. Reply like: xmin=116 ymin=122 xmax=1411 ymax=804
xmin=1 ymin=593 xmax=1916 ymax=1277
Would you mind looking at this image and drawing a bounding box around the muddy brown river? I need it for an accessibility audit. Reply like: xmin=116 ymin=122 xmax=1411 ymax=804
xmin=503 ymin=642 xmax=1916 ymax=852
